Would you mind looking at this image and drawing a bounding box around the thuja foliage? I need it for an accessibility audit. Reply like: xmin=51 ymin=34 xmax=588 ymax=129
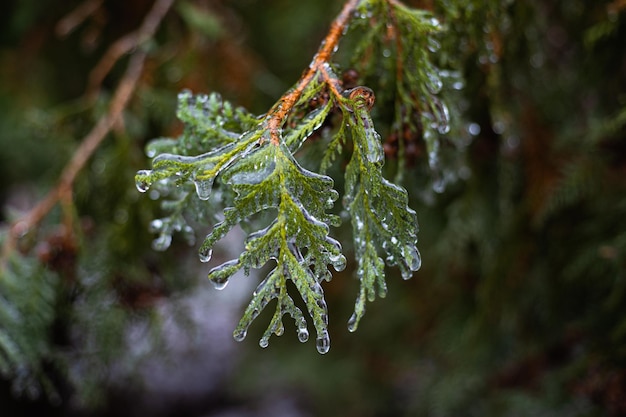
xmin=0 ymin=250 xmax=59 ymax=401
xmin=136 ymin=0 xmax=453 ymax=353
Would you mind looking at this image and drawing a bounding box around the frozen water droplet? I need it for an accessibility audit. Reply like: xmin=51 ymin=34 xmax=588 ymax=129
xmin=354 ymin=215 xmax=365 ymax=230
xmin=386 ymin=254 xmax=398 ymax=266
xmin=436 ymin=102 xmax=450 ymax=134
xmin=324 ymin=270 xmax=332 ymax=282
xmin=199 ymin=247 xmax=212 ymax=263
xmin=390 ymin=236 xmax=398 ymax=245
xmin=365 ymin=131 xmax=384 ymax=164
xmin=274 ymin=323 xmax=284 ymax=336
xmin=233 ymin=329 xmax=247 ymax=342
xmin=149 ymin=219 xmax=164 ymax=233
xmin=347 ymin=312 xmax=359 ymax=332
xmin=433 ymin=177 xmax=445 ymax=193
xmin=330 ymin=253 xmax=347 ymax=272
xmin=135 ymin=170 xmax=153 ymax=192
xmin=310 ymin=282 xmax=323 ymax=296
xmin=468 ymin=123 xmax=481 ymax=136
xmin=152 ymin=234 xmax=172 ymax=251
xmin=427 ymin=38 xmax=441 ymax=53
xmin=316 ymin=331 xmax=330 ymax=354
xmin=402 ymin=245 xmax=421 ymax=278
xmin=259 ymin=337 xmax=269 ymax=348
xmin=211 ymin=276 xmax=229 ymax=290
xmin=194 ymin=178 xmax=213 ymax=200
xmin=297 ymin=327 xmax=309 ymax=343
xmin=426 ymin=72 xmax=443 ymax=94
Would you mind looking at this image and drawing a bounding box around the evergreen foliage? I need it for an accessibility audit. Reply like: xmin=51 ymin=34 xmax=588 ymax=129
xmin=0 ymin=250 xmax=59 ymax=401
xmin=135 ymin=0 xmax=445 ymax=352
xmin=0 ymin=0 xmax=625 ymax=415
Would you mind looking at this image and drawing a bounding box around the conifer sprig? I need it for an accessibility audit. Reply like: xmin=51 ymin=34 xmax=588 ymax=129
xmin=136 ymin=0 xmax=447 ymax=353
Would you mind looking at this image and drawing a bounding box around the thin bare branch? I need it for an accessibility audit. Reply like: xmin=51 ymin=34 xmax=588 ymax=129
xmin=1 ymin=0 xmax=175 ymax=266
xmin=55 ymin=0 xmax=104 ymax=37
xmin=86 ymin=0 xmax=176 ymax=98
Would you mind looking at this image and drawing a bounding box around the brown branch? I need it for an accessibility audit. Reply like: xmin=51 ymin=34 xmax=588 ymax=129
xmin=55 ymin=0 xmax=104 ymax=37
xmin=86 ymin=0 xmax=175 ymax=99
xmin=1 ymin=0 xmax=175 ymax=267
xmin=267 ymin=0 xmax=360 ymax=145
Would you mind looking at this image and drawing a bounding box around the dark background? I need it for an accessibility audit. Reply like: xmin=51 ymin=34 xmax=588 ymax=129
xmin=1 ymin=0 xmax=626 ymax=416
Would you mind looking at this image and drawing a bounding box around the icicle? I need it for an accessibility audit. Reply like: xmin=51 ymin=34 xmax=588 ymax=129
xmin=347 ymin=312 xmax=359 ymax=333
xmin=152 ymin=234 xmax=172 ymax=251
xmin=135 ymin=170 xmax=153 ymax=192
xmin=211 ymin=276 xmax=229 ymax=290
xmin=365 ymin=130 xmax=385 ymax=164
xmin=435 ymin=101 xmax=451 ymax=134
xmin=149 ymin=219 xmax=164 ymax=233
xmin=233 ymin=328 xmax=247 ymax=342
xmin=259 ymin=337 xmax=270 ymax=348
xmin=426 ymin=71 xmax=443 ymax=94
xmin=274 ymin=321 xmax=285 ymax=336
xmin=297 ymin=322 xmax=309 ymax=342
xmin=329 ymin=252 xmax=347 ymax=272
xmin=208 ymin=259 xmax=239 ymax=289
xmin=316 ymin=330 xmax=330 ymax=354
xmin=198 ymin=247 xmax=212 ymax=263
xmin=193 ymin=177 xmax=214 ymax=200
xmin=401 ymin=244 xmax=421 ymax=279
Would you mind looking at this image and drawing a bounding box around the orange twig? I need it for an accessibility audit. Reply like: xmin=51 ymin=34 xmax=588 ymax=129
xmin=267 ymin=0 xmax=360 ymax=145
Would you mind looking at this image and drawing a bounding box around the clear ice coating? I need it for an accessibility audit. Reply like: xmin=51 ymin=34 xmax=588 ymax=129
xmin=149 ymin=218 xmax=164 ymax=233
xmin=297 ymin=326 xmax=309 ymax=343
xmin=427 ymin=37 xmax=441 ymax=53
xmin=135 ymin=170 xmax=153 ymax=192
xmin=198 ymin=247 xmax=212 ymax=263
xmin=435 ymin=101 xmax=451 ymax=134
xmin=228 ymin=157 xmax=276 ymax=185
xmin=233 ymin=328 xmax=247 ymax=342
xmin=152 ymin=234 xmax=172 ymax=251
xmin=193 ymin=177 xmax=214 ymax=200
xmin=401 ymin=244 xmax=421 ymax=279
xmin=316 ymin=330 xmax=330 ymax=354
xmin=365 ymin=130 xmax=384 ymax=164
xmin=211 ymin=276 xmax=229 ymax=290
xmin=347 ymin=312 xmax=359 ymax=333
xmin=274 ymin=322 xmax=285 ymax=336
xmin=426 ymin=71 xmax=443 ymax=94
xmin=259 ymin=337 xmax=270 ymax=348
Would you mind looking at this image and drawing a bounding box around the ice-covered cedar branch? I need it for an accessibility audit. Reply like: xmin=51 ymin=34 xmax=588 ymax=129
xmin=136 ymin=0 xmax=443 ymax=353
xmin=337 ymin=92 xmax=421 ymax=332
xmin=349 ymin=0 xmax=451 ymax=185
xmin=206 ymin=143 xmax=346 ymax=353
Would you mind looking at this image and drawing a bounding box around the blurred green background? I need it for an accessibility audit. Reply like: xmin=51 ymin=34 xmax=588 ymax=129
xmin=1 ymin=0 xmax=626 ymax=416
